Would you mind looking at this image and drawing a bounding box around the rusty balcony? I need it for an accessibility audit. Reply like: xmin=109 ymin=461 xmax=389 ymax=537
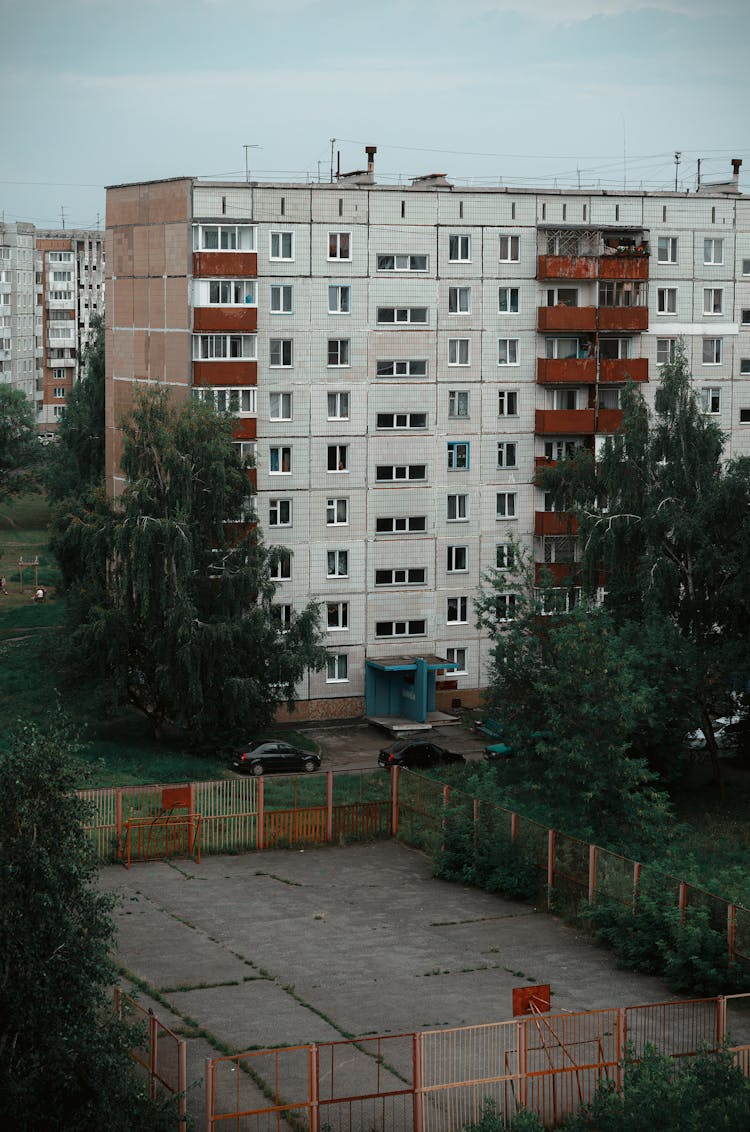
xmin=534 ymin=561 xmax=581 ymax=585
xmin=599 ymin=358 xmax=648 ymax=383
xmin=537 ymin=306 xmax=598 ymax=333
xmin=193 ymin=307 xmax=257 ymax=333
xmin=534 ymin=511 xmax=579 ymax=536
xmin=597 ymin=307 xmax=648 ymax=332
xmin=537 ymin=358 xmax=597 ymax=384
xmin=599 ymin=254 xmax=649 ymax=280
xmin=538 ymin=255 xmax=598 ymax=280
xmin=535 ymin=408 xmax=623 ymax=434
xmin=193 ymin=251 xmax=257 ymax=278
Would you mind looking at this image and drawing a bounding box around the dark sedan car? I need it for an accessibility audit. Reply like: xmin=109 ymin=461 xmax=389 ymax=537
xmin=378 ymin=739 xmax=465 ymax=770
xmin=231 ymin=740 xmax=321 ymax=776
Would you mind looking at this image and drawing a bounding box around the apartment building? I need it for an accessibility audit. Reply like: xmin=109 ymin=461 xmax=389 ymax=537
xmin=104 ymin=156 xmax=750 ymax=721
xmin=0 ymin=222 xmax=104 ymax=434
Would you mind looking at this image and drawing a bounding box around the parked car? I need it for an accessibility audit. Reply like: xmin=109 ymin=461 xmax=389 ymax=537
xmin=231 ymin=740 xmax=321 ymax=776
xmin=378 ymin=739 xmax=465 ymax=770
xmin=484 ymin=741 xmax=514 ymax=762
xmin=684 ymin=714 xmax=746 ymax=751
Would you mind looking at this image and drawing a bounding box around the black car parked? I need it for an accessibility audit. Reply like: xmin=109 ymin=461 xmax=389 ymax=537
xmin=378 ymin=739 xmax=465 ymax=770
xmin=231 ymin=741 xmax=321 ymax=776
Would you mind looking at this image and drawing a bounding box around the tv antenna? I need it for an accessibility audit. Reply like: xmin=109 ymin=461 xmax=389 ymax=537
xmin=674 ymin=150 xmax=681 ymax=192
xmin=243 ymin=144 xmax=261 ymax=182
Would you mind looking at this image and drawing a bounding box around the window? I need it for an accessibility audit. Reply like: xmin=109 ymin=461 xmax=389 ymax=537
xmin=327 ymin=391 xmax=350 ymax=419
xmin=446 ymin=647 xmax=467 ymax=675
xmin=270 ymin=232 xmax=294 ymax=260
xmin=498 ymin=339 xmax=519 ymax=365
xmin=272 ymin=604 xmax=293 ymax=630
xmin=553 ymin=388 xmax=578 ymax=411
xmin=657 ymin=288 xmax=677 ymax=315
xmin=448 ymin=287 xmax=471 ymax=313
xmin=701 ymin=387 xmax=721 ymax=414
xmin=447 ymin=442 xmax=469 ymax=471
xmin=375 ymin=619 xmax=426 ymax=638
xmin=194 ymin=386 xmax=257 ymax=416
xmin=270 ymin=339 xmax=293 ymax=367
xmin=743 ymin=259 xmax=750 ymax=277
xmin=496 ymin=492 xmax=517 ymax=519
xmin=193 ymin=224 xmax=255 ymax=251
xmin=52 ymin=271 xmax=72 ymax=282
xmin=326 ymin=498 xmax=348 ymax=525
xmin=327 ymin=445 xmax=348 ymax=472
xmin=448 ymin=339 xmax=470 ymax=366
xmin=52 ymin=367 xmax=67 ymax=380
xmin=656 ymin=339 xmax=678 ymax=365
xmin=205 ymin=280 xmax=255 ymax=305
xmin=269 ymin=392 xmax=292 ymax=420
xmin=327 ymin=550 xmax=349 ymax=578
xmin=447 ymin=596 xmax=468 ymax=624
xmin=703 ymin=339 xmax=723 ymax=365
xmin=377 ymin=307 xmax=428 ymax=324
xmin=740 ymin=359 xmax=750 ymax=376
xmin=657 ymin=236 xmax=678 ymax=263
xmin=375 ymin=567 xmax=426 ymax=585
xmin=193 ymin=334 xmax=257 ymax=360
xmin=376 ymin=359 xmax=427 ymax=378
xmin=496 ymin=543 xmax=515 ymax=569
xmin=376 ymin=464 xmax=426 ymax=481
xmin=496 ymin=442 xmax=517 ymax=468
xmin=270 ymin=552 xmax=292 ymax=580
xmin=496 ymin=594 xmax=517 ymax=621
xmin=499 ymin=287 xmax=519 ymax=313
xmin=326 ymin=602 xmax=349 ymax=631
xmin=53 ymin=406 xmax=65 ymax=418
xmin=377 ymin=412 xmax=427 ymax=429
xmin=52 ymin=386 xmax=66 ymax=399
xmin=270 ymin=284 xmax=293 ymax=313
xmin=327 ymin=339 xmax=350 ymax=366
xmin=328 ymin=285 xmax=351 ymax=314
xmin=499 ymin=235 xmax=520 ymax=262
xmin=447 ymin=545 xmax=468 ymax=572
xmin=740 ymin=408 xmax=750 ymax=423
xmin=704 ymin=238 xmax=724 ymax=265
xmin=498 ymin=390 xmax=519 ymax=417
xmin=326 ymin=654 xmax=349 ymax=682
xmin=328 ymin=232 xmax=351 ymax=260
xmin=269 ymin=446 xmax=291 ymax=474
xmin=448 ymin=390 xmax=469 ymax=417
xmin=544 ymin=537 xmax=576 ymax=564
xmin=448 ymin=234 xmax=471 ymax=262
xmin=742 ymin=310 xmax=750 ymax=326
xmin=376 ymin=516 xmax=426 ymax=533
xmin=377 ymin=253 xmax=427 ymax=272
xmin=269 ymin=498 xmax=292 ymax=527
xmin=703 ymin=288 xmax=723 ymax=315
xmin=447 ymin=494 xmax=469 ymax=522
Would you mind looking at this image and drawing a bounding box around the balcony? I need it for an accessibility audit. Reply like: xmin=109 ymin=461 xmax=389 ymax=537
xmin=534 ymin=511 xmax=579 ymax=536
xmin=193 ymin=307 xmax=257 ymax=333
xmin=536 ymin=409 xmax=595 ymax=434
xmin=538 ymin=255 xmax=598 ymax=280
xmin=534 ymin=561 xmax=581 ymax=585
xmin=598 ymin=307 xmax=648 ymax=332
xmin=599 ymin=254 xmax=649 ymax=280
xmin=47 ymin=296 xmax=76 ymax=310
xmin=193 ymin=251 xmax=257 ymax=278
xmin=192 ymin=360 xmax=258 ymax=385
xmin=232 ymin=418 xmax=257 ymax=441
xmin=537 ymin=358 xmax=596 ymax=384
xmin=537 ymin=306 xmax=597 ymax=333
xmin=599 ymin=358 xmax=648 ymax=383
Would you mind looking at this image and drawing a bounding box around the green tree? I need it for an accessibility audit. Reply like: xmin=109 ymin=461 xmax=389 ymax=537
xmin=477 ymin=545 xmax=673 ymax=850
xmin=0 ymin=385 xmax=38 ymax=506
xmin=55 ymin=386 xmax=325 ymax=740
xmin=45 ymin=313 xmax=105 ymax=503
xmin=0 ymin=718 xmax=177 ymax=1130
xmin=545 ymin=346 xmax=750 ymax=783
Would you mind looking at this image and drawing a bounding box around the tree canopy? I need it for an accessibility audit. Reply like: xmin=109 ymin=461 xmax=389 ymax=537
xmin=0 ymin=717 xmax=177 ymax=1130
xmin=54 ymin=386 xmax=325 ymax=740
xmin=44 ymin=313 xmax=105 ymax=504
xmin=0 ymin=384 xmax=39 ymax=506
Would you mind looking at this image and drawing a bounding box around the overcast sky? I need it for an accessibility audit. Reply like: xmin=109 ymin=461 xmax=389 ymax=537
xmin=3 ymin=0 xmax=749 ymax=230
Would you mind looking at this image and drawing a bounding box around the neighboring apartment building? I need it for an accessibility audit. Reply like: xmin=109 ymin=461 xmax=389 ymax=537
xmin=104 ymin=155 xmax=750 ymax=721
xmin=0 ymin=222 xmax=104 ymax=433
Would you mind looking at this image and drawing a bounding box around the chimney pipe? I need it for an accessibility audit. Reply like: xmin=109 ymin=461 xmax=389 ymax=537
xmin=731 ymin=158 xmax=742 ymax=178
xmin=365 ymin=146 xmax=377 ymax=175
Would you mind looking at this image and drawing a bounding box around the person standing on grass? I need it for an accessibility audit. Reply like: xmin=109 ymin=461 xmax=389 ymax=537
xmin=0 ymin=576 xmax=7 ymax=595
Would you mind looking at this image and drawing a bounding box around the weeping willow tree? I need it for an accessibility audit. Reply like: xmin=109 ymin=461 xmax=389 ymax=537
xmin=56 ymin=387 xmax=325 ymax=740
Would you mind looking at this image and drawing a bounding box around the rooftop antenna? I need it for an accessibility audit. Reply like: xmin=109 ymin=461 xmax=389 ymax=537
xmin=696 ymin=158 xmax=701 ymax=191
xmin=622 ymin=115 xmax=627 ymax=189
xmin=674 ymin=150 xmax=681 ymax=192
xmin=243 ymin=144 xmax=261 ymax=182
xmin=330 ymin=138 xmax=335 ymax=183
xmin=60 ymin=206 xmax=65 ymax=230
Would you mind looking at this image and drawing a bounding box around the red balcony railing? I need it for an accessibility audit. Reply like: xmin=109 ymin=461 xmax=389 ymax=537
xmin=599 ymin=358 xmax=648 ymax=383
xmin=534 ymin=512 xmax=579 ymax=536
xmin=193 ymin=251 xmax=257 ymax=277
xmin=537 ymin=306 xmax=597 ymax=333
xmin=537 ymin=358 xmax=596 ymax=384
xmin=597 ymin=307 xmax=648 ymax=332
xmin=538 ymin=255 xmax=598 ymax=280
xmin=193 ymin=307 xmax=257 ymax=333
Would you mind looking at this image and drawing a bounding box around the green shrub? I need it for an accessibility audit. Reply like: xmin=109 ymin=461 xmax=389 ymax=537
xmin=461 ymin=1098 xmax=544 ymax=1132
xmin=434 ymin=806 xmax=539 ymax=902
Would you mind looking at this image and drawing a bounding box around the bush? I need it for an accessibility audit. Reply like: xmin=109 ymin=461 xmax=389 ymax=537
xmin=462 ymin=1098 xmax=544 ymax=1132
xmin=434 ymin=806 xmax=539 ymax=902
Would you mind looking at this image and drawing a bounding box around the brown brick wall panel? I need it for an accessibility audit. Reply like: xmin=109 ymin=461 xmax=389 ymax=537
xmin=111 ymin=331 xmax=134 ymax=382
xmin=132 ymin=330 xmax=149 ymax=379
xmin=193 ymin=251 xmax=257 ymax=277
xmin=131 ymin=278 xmax=148 ymax=327
xmin=192 ymin=361 xmax=257 ymax=386
xmin=435 ymin=688 xmax=482 ymax=713
xmin=275 ymin=697 xmax=366 ymax=724
xmin=149 ymin=332 xmax=166 ymax=380
xmin=148 ymin=277 xmax=166 ymax=329
xmin=165 ymin=224 xmax=191 ymax=276
xmin=113 ymin=278 xmax=135 ymax=327
xmin=192 ymin=307 xmax=257 ymax=333
xmin=132 ymin=226 xmax=149 ymax=276
xmin=142 ymin=180 xmax=191 ymax=225
xmin=165 ymin=277 xmax=190 ymax=330
xmin=106 ymin=185 xmax=142 ymax=229
xmin=113 ymin=227 xmax=134 ymax=276
xmin=164 ymin=334 xmax=191 ymax=387
xmin=148 ymin=225 xmax=166 ymax=276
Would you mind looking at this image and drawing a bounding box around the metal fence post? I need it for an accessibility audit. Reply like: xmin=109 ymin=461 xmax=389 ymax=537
xmin=511 ymin=811 xmax=518 ymax=842
xmin=149 ymin=1011 xmax=158 ymax=1101
xmin=204 ymin=1057 xmax=214 ymax=1132
xmin=632 ymin=861 xmax=641 ymax=913
xmin=257 ymin=777 xmax=264 ymax=851
xmin=473 ymin=797 xmax=480 ymax=848
xmin=412 ymin=1031 xmax=423 ymax=1132
xmin=678 ymin=881 xmax=687 ymax=923
xmin=309 ymin=1044 xmax=320 ymax=1132
xmin=391 ymin=765 xmax=400 ymax=836
xmin=178 ymin=1039 xmax=187 ymax=1127
xmin=728 ymin=904 xmax=737 ymax=966
xmin=547 ymin=830 xmax=555 ymax=911
xmin=588 ymin=844 xmax=598 ymax=904
xmin=326 ymin=771 xmax=334 ymax=843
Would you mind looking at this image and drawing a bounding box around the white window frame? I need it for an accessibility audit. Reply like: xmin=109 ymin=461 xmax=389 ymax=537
xmin=376 ymin=516 xmax=427 ymax=534
xmin=375 ymin=567 xmax=426 ymax=586
xmin=328 ymin=285 xmax=351 ymax=314
xmin=270 ymin=231 xmax=294 ymax=260
xmin=498 ymin=390 xmax=519 ymax=416
xmin=202 ymin=279 xmax=256 ymax=306
xmin=499 ymin=287 xmax=519 ymax=313
xmin=448 ymin=390 xmax=469 ymax=418
xmin=496 ymin=441 xmax=517 ymax=469
xmin=375 ymin=619 xmax=427 ymax=639
xmin=270 ymin=339 xmax=293 ymax=367
xmin=327 ymin=339 xmax=350 ymax=367
xmin=448 ymin=339 xmax=470 ymax=367
xmin=326 ymin=654 xmax=349 ymax=682
xmin=269 ymin=446 xmax=292 ymax=475
xmin=496 ymin=594 xmax=517 ymax=622
xmin=496 ymin=492 xmax=518 ymax=519
xmin=377 ymin=307 xmax=428 ymax=325
xmin=656 ymin=339 xmax=678 ymax=365
xmin=657 ymin=236 xmax=678 ymax=264
xmin=448 ymin=234 xmax=471 ymax=263
xmin=703 ymin=288 xmax=723 ymax=316
xmin=327 ymin=550 xmax=349 ymax=578
xmin=701 ymin=386 xmax=721 ymax=414
xmin=376 ymin=253 xmax=428 ymax=272
xmin=326 ymin=497 xmax=349 ymax=525
xmin=326 ymin=602 xmax=349 ymax=631
xmin=447 ymin=596 xmax=469 ymax=624
xmin=657 ymin=288 xmax=677 ymax=315
xmin=328 ymin=232 xmax=351 ymax=261
xmin=270 ymin=552 xmax=292 ymax=581
xmin=269 ymin=391 xmax=292 ymax=421
xmin=327 ymin=444 xmax=348 ymax=472
xmin=192 ymin=334 xmax=257 ymax=361
xmin=193 ymin=224 xmax=256 ymax=252
xmin=447 ymin=545 xmax=468 ymax=573
xmin=499 ymin=235 xmax=520 ymax=263
xmin=446 ymin=647 xmax=467 ymax=675
xmin=498 ymin=339 xmax=520 ymax=366
xmin=327 ymin=391 xmax=350 ymax=420
xmin=496 ymin=543 xmax=515 ymax=570
xmin=376 ymin=411 xmax=427 ymax=430
xmin=703 ymin=238 xmax=724 ymax=265
xmin=194 ymin=386 xmax=257 ymax=417
xmin=376 ymin=464 xmax=426 ymax=482
xmin=376 ymin=359 xmax=428 ymax=378
xmin=702 ymin=338 xmax=723 ymax=366
xmin=448 ymin=286 xmax=471 ymax=314
xmin=269 ymin=498 xmax=292 ymax=527
xmin=447 ymin=493 xmax=469 ymax=522
xmin=270 ymin=284 xmax=293 ymax=314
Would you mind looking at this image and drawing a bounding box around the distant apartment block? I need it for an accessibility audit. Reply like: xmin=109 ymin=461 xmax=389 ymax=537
xmin=104 ymin=154 xmax=750 ymax=720
xmin=0 ymin=222 xmax=105 ymax=433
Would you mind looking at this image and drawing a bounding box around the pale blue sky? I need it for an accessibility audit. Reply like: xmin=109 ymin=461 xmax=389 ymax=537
xmin=3 ymin=0 xmax=749 ymax=229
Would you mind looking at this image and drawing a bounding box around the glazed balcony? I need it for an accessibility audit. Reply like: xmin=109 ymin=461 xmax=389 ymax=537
xmin=538 ymin=255 xmax=598 ymax=280
xmin=537 ymin=358 xmax=596 ymax=384
xmin=599 ymin=358 xmax=648 ymax=383
xmin=193 ymin=251 xmax=257 ymax=278
xmin=534 ymin=511 xmax=579 ymax=536
xmin=537 ymin=306 xmax=597 ymax=333
xmin=535 ymin=408 xmax=623 ymax=434
xmin=193 ymin=307 xmax=257 ymax=333
xmin=597 ymin=307 xmax=648 ymax=332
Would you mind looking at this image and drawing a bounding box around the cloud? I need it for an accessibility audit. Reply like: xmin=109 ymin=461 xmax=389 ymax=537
xmin=465 ymin=0 xmax=709 ymax=19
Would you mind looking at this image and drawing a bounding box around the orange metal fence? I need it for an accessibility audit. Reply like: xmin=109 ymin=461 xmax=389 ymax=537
xmin=115 ymin=988 xmax=187 ymax=1125
xmin=205 ymin=996 xmax=742 ymax=1131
